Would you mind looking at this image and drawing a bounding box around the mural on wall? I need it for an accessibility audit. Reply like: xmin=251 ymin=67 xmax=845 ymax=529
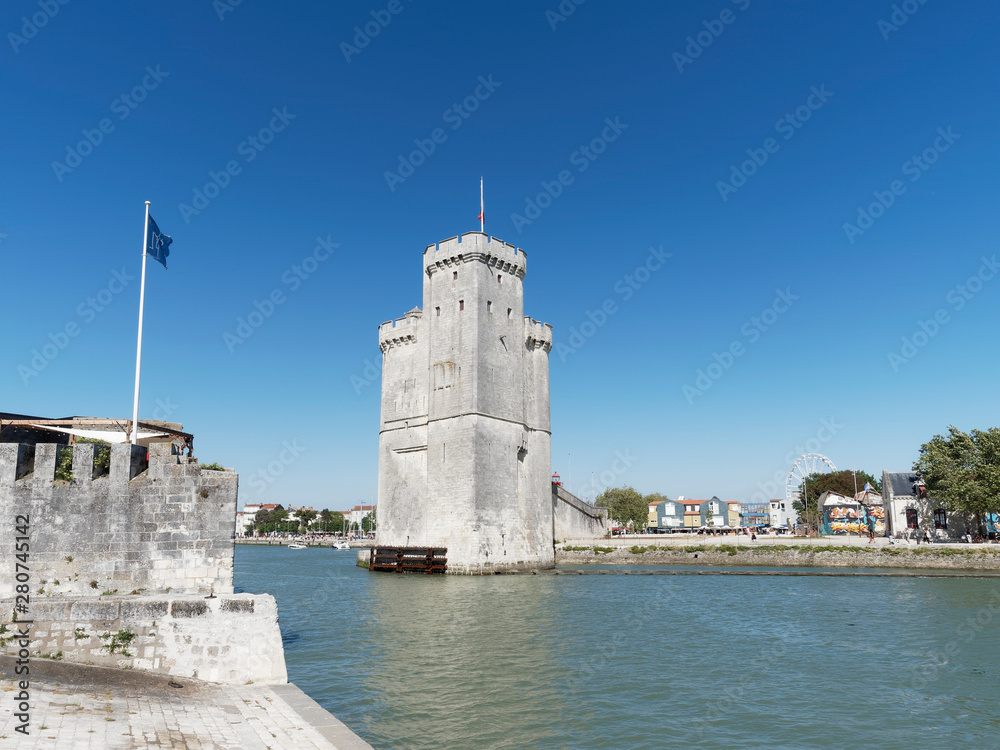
xmin=823 ymin=504 xmax=885 ymax=536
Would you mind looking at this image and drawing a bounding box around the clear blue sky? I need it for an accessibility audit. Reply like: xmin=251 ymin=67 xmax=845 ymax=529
xmin=3 ymin=0 xmax=998 ymax=510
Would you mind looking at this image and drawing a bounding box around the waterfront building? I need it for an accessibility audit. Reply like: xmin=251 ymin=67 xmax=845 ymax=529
xmin=674 ymin=497 xmax=733 ymax=529
xmin=376 ymin=232 xmax=554 ymax=572
xmin=726 ymin=500 xmax=741 ymax=527
xmin=683 ymin=499 xmax=704 ymax=529
xmin=342 ymin=504 xmax=377 ymax=531
xmin=769 ymin=498 xmax=796 ymax=529
xmin=882 ymin=471 xmax=972 ymax=540
xmin=652 ymin=498 xmax=686 ymax=531
xmin=740 ymin=502 xmax=770 ymax=528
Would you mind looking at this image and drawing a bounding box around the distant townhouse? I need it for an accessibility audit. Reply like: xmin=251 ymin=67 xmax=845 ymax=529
xmin=648 ymin=496 xmax=738 ymax=532
xmin=769 ymin=498 xmax=796 ymax=529
xmin=341 ymin=504 xmax=377 ymax=531
xmin=740 ymin=503 xmax=770 ymax=528
xmin=651 ymin=497 xmax=686 ymax=532
xmin=238 ymin=503 xmax=283 ymax=536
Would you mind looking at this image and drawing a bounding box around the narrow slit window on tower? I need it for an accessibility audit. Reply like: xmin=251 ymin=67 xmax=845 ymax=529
xmin=435 ymin=306 xmax=441 ymax=317
xmin=507 ymin=308 xmax=512 ymax=319
xmin=498 ymin=274 xmax=502 ymax=285
xmin=453 ymin=271 xmax=458 ymax=281
xmin=487 ymin=300 xmax=492 ymax=313
xmin=459 ymin=300 xmax=464 ymax=311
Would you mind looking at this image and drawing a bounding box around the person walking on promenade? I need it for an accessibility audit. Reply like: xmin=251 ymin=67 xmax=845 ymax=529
xmin=923 ymin=527 xmax=931 ymax=544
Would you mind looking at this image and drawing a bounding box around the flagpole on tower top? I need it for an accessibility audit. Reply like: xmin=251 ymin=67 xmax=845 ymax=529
xmin=130 ymin=201 xmax=151 ymax=444
xmin=479 ymin=177 xmax=484 ymax=233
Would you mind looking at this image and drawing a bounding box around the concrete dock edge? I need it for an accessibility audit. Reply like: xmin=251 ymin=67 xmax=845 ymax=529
xmin=272 ymin=682 xmax=374 ymax=750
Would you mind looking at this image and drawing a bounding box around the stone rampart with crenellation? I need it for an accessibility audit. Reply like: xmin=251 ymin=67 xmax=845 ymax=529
xmin=0 ymin=441 xmax=237 ymax=599
xmin=0 ymin=439 xmax=288 ymax=684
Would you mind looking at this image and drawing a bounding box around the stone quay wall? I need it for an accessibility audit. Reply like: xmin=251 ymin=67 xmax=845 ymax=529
xmin=0 ymin=441 xmax=237 ymax=599
xmin=0 ymin=594 xmax=286 ymax=685
xmin=556 ymin=543 xmax=1000 ymax=570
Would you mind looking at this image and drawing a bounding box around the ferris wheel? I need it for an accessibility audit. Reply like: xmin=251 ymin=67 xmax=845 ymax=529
xmin=785 ymin=453 xmax=837 ymax=504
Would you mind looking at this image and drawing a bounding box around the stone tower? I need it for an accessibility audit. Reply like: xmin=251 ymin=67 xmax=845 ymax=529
xmin=376 ymin=232 xmax=554 ymax=573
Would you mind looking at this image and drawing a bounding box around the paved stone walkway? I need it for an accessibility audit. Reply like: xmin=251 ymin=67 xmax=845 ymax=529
xmin=0 ymin=657 xmax=371 ymax=749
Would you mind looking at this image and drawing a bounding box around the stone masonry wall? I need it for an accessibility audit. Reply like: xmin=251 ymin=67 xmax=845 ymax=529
xmin=553 ymin=484 xmax=608 ymax=541
xmin=0 ymin=594 xmax=286 ymax=685
xmin=0 ymin=441 xmax=237 ymax=599
xmin=378 ymin=232 xmax=556 ymax=573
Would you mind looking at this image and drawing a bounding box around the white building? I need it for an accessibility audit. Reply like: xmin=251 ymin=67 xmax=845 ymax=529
xmin=769 ymin=498 xmax=796 ymax=528
xmin=342 ymin=504 xmax=376 ymax=531
xmin=882 ymin=471 xmax=971 ymax=540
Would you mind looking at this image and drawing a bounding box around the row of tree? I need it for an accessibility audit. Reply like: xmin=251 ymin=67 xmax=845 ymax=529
xmin=251 ymin=507 xmax=376 ymax=535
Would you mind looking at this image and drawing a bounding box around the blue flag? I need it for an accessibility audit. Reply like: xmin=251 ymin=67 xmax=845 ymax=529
xmin=147 ymin=215 xmax=172 ymax=269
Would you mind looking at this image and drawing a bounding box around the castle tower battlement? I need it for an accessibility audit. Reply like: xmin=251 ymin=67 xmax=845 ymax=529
xmin=423 ymin=232 xmax=527 ymax=279
xmin=378 ymin=308 xmax=422 ymax=352
xmin=377 ymin=232 xmax=554 ymax=573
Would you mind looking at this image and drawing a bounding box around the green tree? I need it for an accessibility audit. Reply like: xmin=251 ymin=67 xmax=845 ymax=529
xmin=318 ymin=509 xmax=344 ymax=533
xmin=272 ymin=508 xmax=290 ymax=533
xmin=253 ymin=508 xmax=269 ymax=534
xmin=294 ymin=508 xmax=317 ymax=532
xmin=54 ymin=446 xmax=73 ymax=482
xmin=596 ymin=486 xmax=648 ymax=531
xmin=915 ymin=426 xmax=1000 ymax=529
xmin=255 ymin=508 xmax=291 ymax=534
xmin=361 ymin=509 xmax=377 ymax=534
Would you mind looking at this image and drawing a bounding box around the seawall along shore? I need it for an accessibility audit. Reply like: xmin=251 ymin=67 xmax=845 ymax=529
xmin=556 ymin=538 xmax=1000 ymax=571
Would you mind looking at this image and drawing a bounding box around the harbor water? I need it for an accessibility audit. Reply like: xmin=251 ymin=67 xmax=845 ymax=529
xmin=235 ymin=545 xmax=1000 ymax=749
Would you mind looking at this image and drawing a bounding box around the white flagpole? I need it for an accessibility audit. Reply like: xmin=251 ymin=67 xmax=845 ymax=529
xmin=480 ymin=176 xmax=484 ymax=233
xmin=130 ymin=201 xmax=151 ymax=444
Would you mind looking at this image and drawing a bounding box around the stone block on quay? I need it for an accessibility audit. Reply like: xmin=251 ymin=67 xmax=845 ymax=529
xmin=170 ymin=600 xmax=208 ymax=618
xmin=70 ymin=600 xmax=120 ymax=623
xmin=121 ymin=599 xmax=170 ymax=623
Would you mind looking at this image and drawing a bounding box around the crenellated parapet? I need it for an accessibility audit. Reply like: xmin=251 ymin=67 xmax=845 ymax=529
xmin=0 ymin=440 xmax=288 ymax=686
xmin=0 ymin=441 xmax=237 ymax=599
xmin=378 ymin=308 xmax=422 ymax=352
xmin=423 ymin=232 xmax=526 ymax=279
xmin=524 ymin=317 xmax=553 ymax=352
